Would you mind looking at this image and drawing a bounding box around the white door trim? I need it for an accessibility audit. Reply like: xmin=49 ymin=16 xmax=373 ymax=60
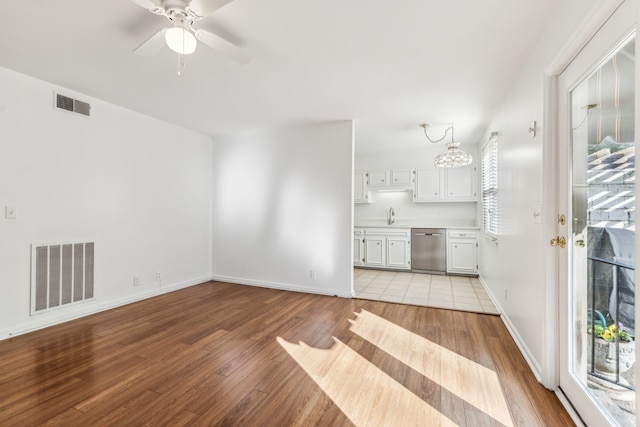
xmin=541 ymin=0 xmax=627 ymax=391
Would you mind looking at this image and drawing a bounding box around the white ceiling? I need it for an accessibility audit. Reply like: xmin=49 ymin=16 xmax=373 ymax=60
xmin=0 ymin=0 xmax=559 ymax=154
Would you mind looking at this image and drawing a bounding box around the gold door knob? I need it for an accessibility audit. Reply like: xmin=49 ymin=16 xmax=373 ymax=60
xmin=550 ymin=236 xmax=566 ymax=248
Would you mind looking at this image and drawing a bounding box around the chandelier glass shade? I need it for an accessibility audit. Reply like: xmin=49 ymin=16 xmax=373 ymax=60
xmin=434 ymin=142 xmax=473 ymax=168
xmin=420 ymin=123 xmax=473 ymax=168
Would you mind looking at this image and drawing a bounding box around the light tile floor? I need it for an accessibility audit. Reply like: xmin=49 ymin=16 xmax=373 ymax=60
xmin=354 ymin=268 xmax=500 ymax=315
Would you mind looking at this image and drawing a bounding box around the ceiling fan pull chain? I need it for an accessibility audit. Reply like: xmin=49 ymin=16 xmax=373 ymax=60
xmin=177 ymin=52 xmax=185 ymax=76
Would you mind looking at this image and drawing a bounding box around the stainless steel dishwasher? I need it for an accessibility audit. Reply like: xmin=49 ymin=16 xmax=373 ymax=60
xmin=411 ymin=228 xmax=446 ymax=274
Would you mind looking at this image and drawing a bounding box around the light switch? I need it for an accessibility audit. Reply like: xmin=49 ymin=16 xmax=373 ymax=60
xmin=5 ymin=206 xmax=16 ymax=219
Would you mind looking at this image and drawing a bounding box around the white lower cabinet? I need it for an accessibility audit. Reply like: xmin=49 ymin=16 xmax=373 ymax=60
xmin=387 ymin=237 xmax=410 ymax=268
xmin=446 ymin=230 xmax=478 ymax=275
xmin=364 ymin=237 xmax=386 ymax=266
xmin=354 ymin=228 xmax=411 ymax=270
xmin=353 ymin=229 xmax=365 ymax=266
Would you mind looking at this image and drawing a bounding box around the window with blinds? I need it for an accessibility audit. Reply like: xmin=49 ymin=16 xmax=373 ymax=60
xmin=482 ymin=134 xmax=498 ymax=238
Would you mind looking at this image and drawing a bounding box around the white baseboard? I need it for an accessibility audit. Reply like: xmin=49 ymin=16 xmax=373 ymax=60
xmin=0 ymin=275 xmax=210 ymax=341
xmin=499 ymin=308 xmax=543 ymax=382
xmin=211 ymin=274 xmax=353 ymax=299
xmin=555 ymin=388 xmax=586 ymax=427
xmin=478 ymin=275 xmax=543 ymax=382
xmin=162 ymin=275 xmax=212 ymax=293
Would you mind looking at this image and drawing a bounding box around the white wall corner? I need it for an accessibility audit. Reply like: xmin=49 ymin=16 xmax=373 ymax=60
xmin=211 ymin=274 xmax=353 ymax=299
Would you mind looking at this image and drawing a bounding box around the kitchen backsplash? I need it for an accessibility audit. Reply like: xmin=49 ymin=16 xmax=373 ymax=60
xmin=354 ymin=190 xmax=478 ymax=226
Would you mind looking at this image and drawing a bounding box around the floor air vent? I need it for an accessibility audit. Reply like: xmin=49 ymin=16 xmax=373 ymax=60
xmin=31 ymin=242 xmax=95 ymax=315
xmin=55 ymin=93 xmax=91 ymax=117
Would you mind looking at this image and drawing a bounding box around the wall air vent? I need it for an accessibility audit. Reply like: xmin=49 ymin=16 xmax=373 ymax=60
xmin=30 ymin=241 xmax=95 ymax=315
xmin=55 ymin=93 xmax=91 ymax=117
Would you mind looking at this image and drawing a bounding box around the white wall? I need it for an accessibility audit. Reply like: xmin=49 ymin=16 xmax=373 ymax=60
xmin=0 ymin=67 xmax=213 ymax=339
xmin=478 ymin=0 xmax=599 ymax=380
xmin=211 ymin=121 xmax=354 ymax=297
xmin=355 ymin=145 xmax=479 ymax=225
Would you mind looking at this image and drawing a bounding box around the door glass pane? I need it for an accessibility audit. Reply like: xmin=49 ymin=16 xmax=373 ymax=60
xmin=570 ymin=36 xmax=635 ymax=426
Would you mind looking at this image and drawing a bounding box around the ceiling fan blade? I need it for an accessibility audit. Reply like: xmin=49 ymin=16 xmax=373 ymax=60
xmin=128 ymin=0 xmax=158 ymax=9
xmin=134 ymin=28 xmax=169 ymax=56
xmin=188 ymin=0 xmax=234 ymax=18
xmin=194 ymin=29 xmax=251 ymax=64
xmin=128 ymin=0 xmax=166 ymax=16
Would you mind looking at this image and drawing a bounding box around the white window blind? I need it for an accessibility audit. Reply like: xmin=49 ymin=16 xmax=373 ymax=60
xmin=482 ymin=136 xmax=498 ymax=237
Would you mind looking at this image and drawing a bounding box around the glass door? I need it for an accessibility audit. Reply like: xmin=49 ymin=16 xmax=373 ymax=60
xmin=558 ymin=2 xmax=636 ymax=425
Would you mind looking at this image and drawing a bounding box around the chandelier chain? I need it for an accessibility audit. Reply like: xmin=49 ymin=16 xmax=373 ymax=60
xmin=422 ymin=124 xmax=454 ymax=144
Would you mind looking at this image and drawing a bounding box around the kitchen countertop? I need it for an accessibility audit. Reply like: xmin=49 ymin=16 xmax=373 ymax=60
xmin=354 ymin=220 xmax=479 ymax=230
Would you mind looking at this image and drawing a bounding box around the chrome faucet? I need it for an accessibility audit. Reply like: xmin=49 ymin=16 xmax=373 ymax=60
xmin=388 ymin=207 xmax=395 ymax=225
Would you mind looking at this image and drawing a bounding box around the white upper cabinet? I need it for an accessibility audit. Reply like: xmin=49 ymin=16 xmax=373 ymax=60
xmin=445 ymin=166 xmax=477 ymax=201
xmin=354 ymin=169 xmax=413 ymax=199
xmin=354 ymin=171 xmax=370 ymax=203
xmin=413 ymin=168 xmax=444 ymax=202
xmin=367 ymin=170 xmax=389 ymax=187
xmin=390 ymin=169 xmax=413 ymax=186
xmin=414 ymin=166 xmax=476 ymax=202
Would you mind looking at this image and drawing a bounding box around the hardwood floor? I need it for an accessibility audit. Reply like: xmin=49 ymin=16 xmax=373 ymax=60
xmin=0 ymin=281 xmax=574 ymax=426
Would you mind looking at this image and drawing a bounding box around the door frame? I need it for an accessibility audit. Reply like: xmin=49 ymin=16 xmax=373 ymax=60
xmin=542 ymin=0 xmax=638 ymax=415
xmin=542 ymin=0 xmax=626 ymax=389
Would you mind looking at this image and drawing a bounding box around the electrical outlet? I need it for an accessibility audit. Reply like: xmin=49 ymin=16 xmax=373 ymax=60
xmin=504 ymin=288 xmax=508 ymax=301
xmin=156 ymin=272 xmax=162 ymax=281
xmin=5 ymin=206 xmax=16 ymax=219
xmin=310 ymin=270 xmax=317 ymax=280
xmin=134 ymin=276 xmax=141 ymax=287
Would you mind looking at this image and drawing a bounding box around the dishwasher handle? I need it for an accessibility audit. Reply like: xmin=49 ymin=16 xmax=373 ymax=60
xmin=414 ymin=233 xmax=442 ymax=237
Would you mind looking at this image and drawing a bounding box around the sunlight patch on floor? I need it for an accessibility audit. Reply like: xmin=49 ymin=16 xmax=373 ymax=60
xmin=349 ymin=309 xmax=513 ymax=427
xmin=277 ymin=308 xmax=513 ymax=426
xmin=277 ymin=336 xmax=458 ymax=426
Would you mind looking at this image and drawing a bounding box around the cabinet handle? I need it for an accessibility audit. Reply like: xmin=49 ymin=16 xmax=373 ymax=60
xmin=377 ymin=242 xmax=380 ymax=245
xmin=391 ymin=242 xmax=394 ymax=245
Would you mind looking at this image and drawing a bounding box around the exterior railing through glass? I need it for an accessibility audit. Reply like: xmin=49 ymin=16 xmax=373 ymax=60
xmin=588 ymin=255 xmax=635 ymax=391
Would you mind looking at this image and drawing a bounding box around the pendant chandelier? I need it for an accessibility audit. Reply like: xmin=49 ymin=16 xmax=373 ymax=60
xmin=420 ymin=123 xmax=472 ymax=168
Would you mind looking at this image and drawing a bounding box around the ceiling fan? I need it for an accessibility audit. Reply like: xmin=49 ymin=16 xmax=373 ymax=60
xmin=129 ymin=0 xmax=251 ymax=64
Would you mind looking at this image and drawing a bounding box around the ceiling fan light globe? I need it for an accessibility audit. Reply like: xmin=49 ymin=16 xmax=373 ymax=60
xmin=165 ymin=27 xmax=197 ymax=54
